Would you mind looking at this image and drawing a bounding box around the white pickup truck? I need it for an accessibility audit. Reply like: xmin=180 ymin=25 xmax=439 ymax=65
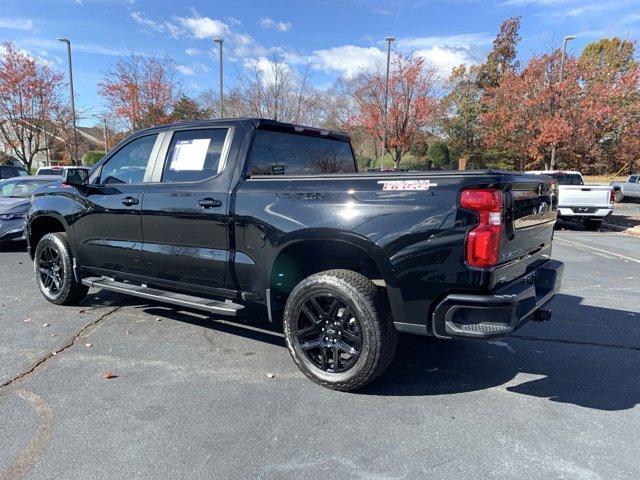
xmin=525 ymin=170 xmax=613 ymax=230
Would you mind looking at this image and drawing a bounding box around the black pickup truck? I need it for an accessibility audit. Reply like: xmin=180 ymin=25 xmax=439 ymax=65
xmin=27 ymin=118 xmax=563 ymax=390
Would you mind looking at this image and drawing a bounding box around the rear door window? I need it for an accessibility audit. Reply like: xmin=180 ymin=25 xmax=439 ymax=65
xmin=248 ymin=130 xmax=356 ymax=176
xmin=161 ymin=129 xmax=230 ymax=183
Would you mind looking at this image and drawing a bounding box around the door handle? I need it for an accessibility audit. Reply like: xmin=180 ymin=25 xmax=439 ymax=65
xmin=121 ymin=196 xmax=139 ymax=206
xmin=198 ymin=198 xmax=222 ymax=209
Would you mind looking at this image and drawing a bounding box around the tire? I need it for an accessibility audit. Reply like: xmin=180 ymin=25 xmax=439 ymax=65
xmin=583 ymin=218 xmax=603 ymax=231
xmin=34 ymin=232 xmax=88 ymax=305
xmin=283 ymin=269 xmax=397 ymax=391
xmin=613 ymin=190 xmax=624 ymax=203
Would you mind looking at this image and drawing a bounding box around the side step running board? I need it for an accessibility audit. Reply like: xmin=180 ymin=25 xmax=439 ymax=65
xmin=82 ymin=277 xmax=244 ymax=316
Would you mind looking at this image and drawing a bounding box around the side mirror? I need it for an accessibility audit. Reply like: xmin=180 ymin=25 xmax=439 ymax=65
xmin=62 ymin=167 xmax=89 ymax=187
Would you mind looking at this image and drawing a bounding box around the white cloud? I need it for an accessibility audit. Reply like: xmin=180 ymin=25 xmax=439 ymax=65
xmin=176 ymin=64 xmax=195 ymax=76
xmin=176 ymin=14 xmax=229 ymax=39
xmin=562 ymin=1 xmax=620 ymax=18
xmin=311 ymin=45 xmax=386 ymax=79
xmin=415 ymin=46 xmax=482 ymax=74
xmin=131 ymin=11 xmax=163 ymax=32
xmin=185 ymin=48 xmax=201 ymax=56
xmin=396 ymin=33 xmax=491 ymax=76
xmin=396 ymin=33 xmax=493 ymax=50
xmin=259 ymin=17 xmax=292 ymax=32
xmin=243 ymin=56 xmax=295 ymax=85
xmin=0 ymin=17 xmax=34 ymax=31
xmin=372 ymin=8 xmax=394 ymax=16
xmin=500 ymin=0 xmax=572 ymax=5
xmin=131 ymin=11 xmax=183 ymax=38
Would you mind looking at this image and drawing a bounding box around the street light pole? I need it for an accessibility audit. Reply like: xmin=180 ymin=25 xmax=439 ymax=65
xmin=214 ymin=38 xmax=224 ymax=119
xmin=549 ymin=35 xmax=576 ymax=170
xmin=382 ymin=36 xmax=395 ymax=170
xmin=57 ymin=38 xmax=79 ymax=165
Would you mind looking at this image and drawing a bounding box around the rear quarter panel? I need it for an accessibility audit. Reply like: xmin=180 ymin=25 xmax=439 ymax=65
xmin=233 ymin=173 xmax=510 ymax=325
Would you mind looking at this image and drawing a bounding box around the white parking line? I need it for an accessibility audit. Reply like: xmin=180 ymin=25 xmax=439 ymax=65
xmin=555 ymin=237 xmax=640 ymax=264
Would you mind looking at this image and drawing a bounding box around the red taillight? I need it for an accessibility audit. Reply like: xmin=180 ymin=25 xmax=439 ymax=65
xmin=610 ymin=188 xmax=615 ymax=204
xmin=460 ymin=189 xmax=503 ymax=268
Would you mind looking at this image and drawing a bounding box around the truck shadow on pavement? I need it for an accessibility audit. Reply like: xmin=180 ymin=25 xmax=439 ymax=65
xmin=363 ymin=293 xmax=640 ymax=411
xmin=80 ymin=291 xmax=640 ymax=412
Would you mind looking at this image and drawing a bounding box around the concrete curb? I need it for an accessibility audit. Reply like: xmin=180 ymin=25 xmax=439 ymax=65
xmin=603 ymin=221 xmax=640 ymax=237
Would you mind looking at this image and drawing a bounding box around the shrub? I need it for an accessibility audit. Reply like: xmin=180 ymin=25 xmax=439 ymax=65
xmin=427 ymin=141 xmax=450 ymax=167
xmin=82 ymin=150 xmax=106 ymax=166
xmin=356 ymin=155 xmax=375 ymax=172
xmin=400 ymin=156 xmax=429 ymax=171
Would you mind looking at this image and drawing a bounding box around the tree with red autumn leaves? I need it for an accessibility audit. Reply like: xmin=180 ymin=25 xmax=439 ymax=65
xmin=98 ymin=52 xmax=180 ymax=132
xmin=0 ymin=41 xmax=65 ymax=171
xmin=348 ymin=52 xmax=439 ymax=169
xmin=481 ymin=45 xmax=640 ymax=173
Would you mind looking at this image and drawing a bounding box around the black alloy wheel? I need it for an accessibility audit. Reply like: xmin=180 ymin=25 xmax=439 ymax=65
xmin=34 ymin=232 xmax=88 ymax=305
xmin=283 ymin=269 xmax=397 ymax=391
xmin=296 ymin=294 xmax=362 ymax=373
xmin=37 ymin=244 xmax=64 ymax=295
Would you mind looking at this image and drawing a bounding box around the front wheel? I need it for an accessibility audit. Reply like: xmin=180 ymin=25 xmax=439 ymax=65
xmin=283 ymin=269 xmax=397 ymax=391
xmin=34 ymin=232 xmax=88 ymax=305
xmin=583 ymin=218 xmax=603 ymax=231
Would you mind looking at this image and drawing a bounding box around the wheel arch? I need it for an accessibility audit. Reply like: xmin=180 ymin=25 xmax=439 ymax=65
xmin=27 ymin=213 xmax=72 ymax=260
xmin=267 ymin=230 xmax=406 ymax=324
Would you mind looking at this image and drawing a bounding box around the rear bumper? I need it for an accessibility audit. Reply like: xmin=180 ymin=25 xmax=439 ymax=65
xmin=558 ymin=207 xmax=612 ymax=218
xmin=431 ymin=259 xmax=564 ymax=339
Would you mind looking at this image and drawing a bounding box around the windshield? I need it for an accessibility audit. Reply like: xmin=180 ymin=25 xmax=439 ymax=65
xmin=38 ymin=168 xmax=62 ymax=176
xmin=0 ymin=179 xmax=56 ymax=198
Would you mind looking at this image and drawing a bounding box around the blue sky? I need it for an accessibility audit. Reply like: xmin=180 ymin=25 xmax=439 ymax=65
xmin=1 ymin=0 xmax=638 ymax=126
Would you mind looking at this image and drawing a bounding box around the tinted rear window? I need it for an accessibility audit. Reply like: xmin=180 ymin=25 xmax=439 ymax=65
xmin=249 ymin=130 xmax=356 ymax=176
xmin=551 ymin=173 xmax=583 ymax=185
xmin=38 ymin=168 xmax=62 ymax=176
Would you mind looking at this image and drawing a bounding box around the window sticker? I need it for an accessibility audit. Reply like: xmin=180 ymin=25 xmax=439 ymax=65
xmin=169 ymin=138 xmax=211 ymax=171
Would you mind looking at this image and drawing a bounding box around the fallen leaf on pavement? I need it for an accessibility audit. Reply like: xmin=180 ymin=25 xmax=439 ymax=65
xmin=42 ymin=323 xmax=50 ymax=327
xmin=79 ymin=309 xmax=86 ymax=314
xmin=125 ymin=330 xmax=132 ymax=335
xmin=266 ymin=373 xmax=275 ymax=379
xmin=103 ymin=371 xmax=118 ymax=380
xmin=85 ymin=343 xmax=93 ymax=347
xmin=155 ymin=317 xmax=162 ymax=322
xmin=23 ymin=318 xmax=31 ymax=323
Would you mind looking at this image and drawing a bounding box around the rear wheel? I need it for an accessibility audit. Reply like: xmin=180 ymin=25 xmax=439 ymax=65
xmin=34 ymin=232 xmax=88 ymax=305
xmin=613 ymin=190 xmax=624 ymax=203
xmin=283 ymin=269 xmax=397 ymax=391
xmin=583 ymin=218 xmax=603 ymax=231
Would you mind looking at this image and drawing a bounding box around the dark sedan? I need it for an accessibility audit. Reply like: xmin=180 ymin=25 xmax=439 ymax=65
xmin=0 ymin=176 xmax=59 ymax=243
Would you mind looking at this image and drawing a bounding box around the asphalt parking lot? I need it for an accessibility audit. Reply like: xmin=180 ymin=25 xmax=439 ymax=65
xmin=1 ymin=226 xmax=639 ymax=480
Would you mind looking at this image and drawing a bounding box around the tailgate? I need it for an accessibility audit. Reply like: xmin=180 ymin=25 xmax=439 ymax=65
xmin=559 ymin=185 xmax=611 ymax=207
xmin=495 ymin=177 xmax=558 ymax=285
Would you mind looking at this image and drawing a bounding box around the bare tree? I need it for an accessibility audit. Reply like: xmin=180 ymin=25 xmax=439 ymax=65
xmin=229 ymin=51 xmax=321 ymax=125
